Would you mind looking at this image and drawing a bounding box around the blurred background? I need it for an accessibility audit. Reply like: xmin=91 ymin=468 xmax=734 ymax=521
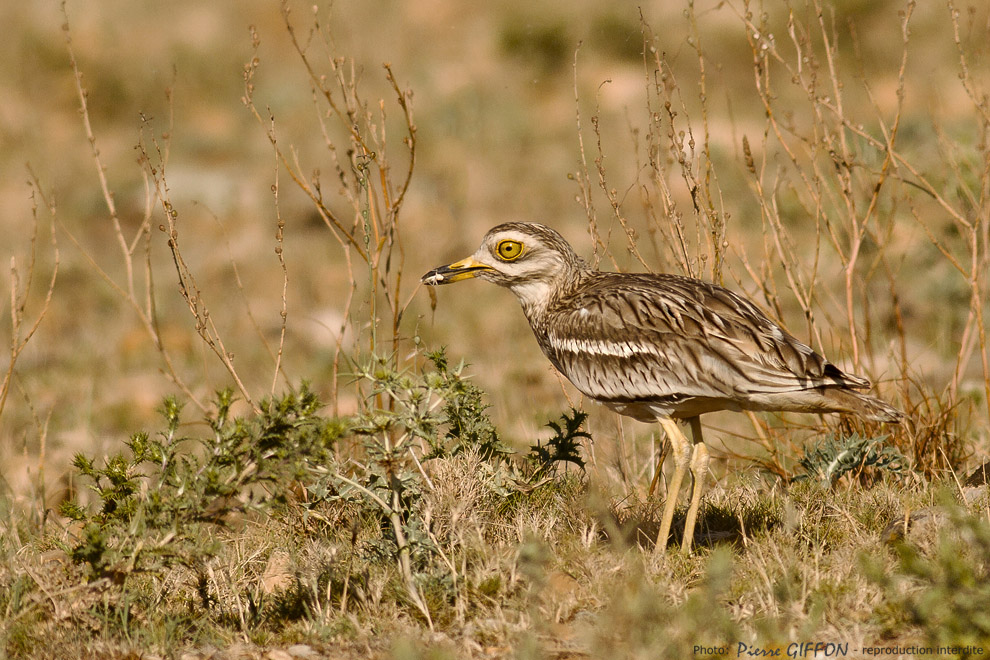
xmin=1 ymin=0 xmax=987 ymax=509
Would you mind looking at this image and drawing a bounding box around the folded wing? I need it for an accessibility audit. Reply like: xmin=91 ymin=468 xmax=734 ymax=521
xmin=538 ymin=273 xmax=868 ymax=411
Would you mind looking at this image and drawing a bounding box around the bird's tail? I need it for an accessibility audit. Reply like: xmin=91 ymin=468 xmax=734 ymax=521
xmin=824 ymin=388 xmax=904 ymax=423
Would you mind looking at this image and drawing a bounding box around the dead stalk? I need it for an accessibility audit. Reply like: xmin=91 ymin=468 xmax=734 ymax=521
xmin=61 ymin=4 xmax=206 ymax=411
xmin=0 ymin=173 xmax=59 ymax=423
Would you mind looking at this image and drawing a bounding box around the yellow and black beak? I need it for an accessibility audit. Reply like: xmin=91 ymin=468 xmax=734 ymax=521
xmin=421 ymin=256 xmax=494 ymax=286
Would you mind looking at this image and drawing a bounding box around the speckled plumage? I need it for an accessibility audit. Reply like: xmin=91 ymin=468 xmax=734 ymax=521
xmin=422 ymin=222 xmax=903 ymax=552
xmin=532 ymin=270 xmax=901 ymax=423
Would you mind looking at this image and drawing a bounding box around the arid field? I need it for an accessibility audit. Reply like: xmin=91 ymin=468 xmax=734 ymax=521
xmin=1 ymin=1 xmax=989 ymax=658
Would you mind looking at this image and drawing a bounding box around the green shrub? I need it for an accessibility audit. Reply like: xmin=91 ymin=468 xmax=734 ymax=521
xmin=58 ymin=347 xmax=591 ymax=631
xmin=60 ymin=385 xmax=343 ymax=579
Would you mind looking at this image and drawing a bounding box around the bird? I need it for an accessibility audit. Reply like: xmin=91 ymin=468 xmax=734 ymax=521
xmin=421 ymin=222 xmax=903 ymax=553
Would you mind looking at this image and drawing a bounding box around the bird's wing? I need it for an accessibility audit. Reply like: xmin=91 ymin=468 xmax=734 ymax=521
xmin=541 ymin=273 xmax=867 ymax=404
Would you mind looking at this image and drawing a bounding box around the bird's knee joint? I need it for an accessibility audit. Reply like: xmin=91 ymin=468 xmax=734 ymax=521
xmin=672 ymin=442 xmax=693 ymax=468
xmin=690 ymin=443 xmax=710 ymax=473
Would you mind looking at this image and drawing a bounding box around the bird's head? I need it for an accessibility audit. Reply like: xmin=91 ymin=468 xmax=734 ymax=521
xmin=422 ymin=223 xmax=588 ymax=311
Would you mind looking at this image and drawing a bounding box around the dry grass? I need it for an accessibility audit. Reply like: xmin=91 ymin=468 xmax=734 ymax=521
xmin=2 ymin=0 xmax=990 ymax=657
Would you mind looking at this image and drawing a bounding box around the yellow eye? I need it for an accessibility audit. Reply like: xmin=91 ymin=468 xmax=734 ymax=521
xmin=496 ymin=239 xmax=524 ymax=261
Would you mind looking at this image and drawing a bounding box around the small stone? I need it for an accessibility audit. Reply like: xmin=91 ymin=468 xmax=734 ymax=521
xmin=965 ymin=461 xmax=990 ymax=486
xmin=881 ymin=507 xmax=942 ymax=545
xmin=262 ymin=551 xmax=294 ymax=594
xmin=224 ymin=642 xmax=257 ymax=659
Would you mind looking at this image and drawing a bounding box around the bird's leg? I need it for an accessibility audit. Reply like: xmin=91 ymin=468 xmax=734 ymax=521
xmin=680 ymin=416 xmax=710 ymax=553
xmin=654 ymin=417 xmax=692 ymax=553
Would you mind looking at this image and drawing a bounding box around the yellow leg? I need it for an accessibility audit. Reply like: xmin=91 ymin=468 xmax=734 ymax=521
xmin=654 ymin=417 xmax=692 ymax=554
xmin=680 ymin=418 xmax=710 ymax=553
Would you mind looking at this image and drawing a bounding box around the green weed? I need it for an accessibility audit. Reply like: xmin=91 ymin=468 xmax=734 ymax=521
xmin=59 ymin=386 xmax=341 ymax=579
xmin=795 ymin=433 xmax=909 ymax=487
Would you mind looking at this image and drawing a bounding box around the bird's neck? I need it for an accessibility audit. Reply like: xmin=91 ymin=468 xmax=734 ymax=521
xmin=513 ymin=267 xmax=590 ymax=324
xmin=512 ymin=279 xmax=556 ymax=320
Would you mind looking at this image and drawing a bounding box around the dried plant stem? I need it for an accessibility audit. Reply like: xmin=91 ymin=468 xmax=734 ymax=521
xmin=134 ymin=112 xmax=256 ymax=410
xmin=572 ymin=43 xmax=610 ymax=268
xmin=60 ymin=5 xmax=206 ymax=411
xmin=245 ymin=7 xmax=417 ymax=366
xmin=0 ymin=173 xmax=59 ymax=423
xmin=271 ymin=123 xmax=290 ymax=400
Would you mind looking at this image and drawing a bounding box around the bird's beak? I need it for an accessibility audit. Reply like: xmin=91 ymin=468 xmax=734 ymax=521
xmin=421 ymin=256 xmax=494 ymax=286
